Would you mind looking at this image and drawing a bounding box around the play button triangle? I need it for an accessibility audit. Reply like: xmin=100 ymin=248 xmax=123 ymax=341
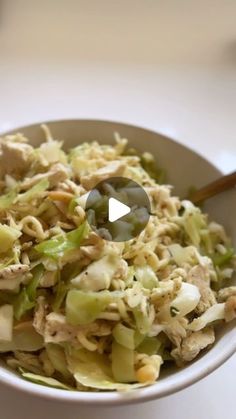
xmin=108 ymin=197 xmax=131 ymax=222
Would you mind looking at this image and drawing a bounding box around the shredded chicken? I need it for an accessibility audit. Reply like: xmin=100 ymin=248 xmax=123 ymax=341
xmin=163 ymin=318 xmax=188 ymax=348
xmin=33 ymin=296 xmax=48 ymax=335
xmin=80 ymin=160 xmax=126 ymax=189
xmin=0 ymin=264 xmax=29 ymax=280
xmin=218 ymin=286 xmax=236 ymax=302
xmin=171 ymin=327 xmax=215 ymax=364
xmin=21 ymin=163 xmax=69 ymax=190
xmin=0 ymin=139 xmax=33 ymax=178
xmin=187 ymin=265 xmax=216 ymax=314
xmin=44 ymin=313 xmax=112 ymax=344
xmin=12 ymin=351 xmax=43 ymax=375
xmin=224 ymin=296 xmax=236 ymax=322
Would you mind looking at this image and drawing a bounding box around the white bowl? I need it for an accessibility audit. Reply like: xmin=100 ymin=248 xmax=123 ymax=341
xmin=0 ymin=119 xmax=235 ymax=405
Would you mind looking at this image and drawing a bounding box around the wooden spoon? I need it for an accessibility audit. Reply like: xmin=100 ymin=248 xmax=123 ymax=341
xmin=189 ymin=171 xmax=236 ymax=204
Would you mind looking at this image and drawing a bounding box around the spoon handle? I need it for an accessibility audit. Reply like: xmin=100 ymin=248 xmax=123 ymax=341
xmin=190 ymin=171 xmax=236 ymax=204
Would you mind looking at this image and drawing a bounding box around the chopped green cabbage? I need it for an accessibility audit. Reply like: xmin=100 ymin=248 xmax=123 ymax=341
xmin=181 ymin=201 xmax=207 ymax=247
xmin=133 ymin=307 xmax=152 ymax=334
xmin=0 ymin=322 xmax=44 ymax=352
xmin=17 ymin=179 xmax=49 ymax=202
xmin=14 ymin=264 xmax=44 ymax=320
xmin=170 ymin=283 xmax=201 ymax=318
xmin=52 ymin=279 xmax=68 ymax=312
xmin=66 ymin=290 xmax=111 ymax=325
xmin=21 ymin=371 xmax=72 ymax=390
xmin=71 ymin=253 xmax=120 ymax=291
xmin=168 ymin=244 xmax=196 ymax=266
xmin=212 ymin=247 xmax=235 ymax=267
xmin=38 ymin=141 xmax=67 ymax=164
xmin=35 ymin=222 xmax=88 ymax=259
xmin=135 ymin=266 xmax=158 ymax=289
xmin=140 ymin=152 xmax=165 ymax=183
xmin=0 ymin=190 xmax=17 ymax=211
xmin=0 ymin=224 xmax=22 ymax=253
xmin=188 ymin=303 xmax=225 ymax=331
xmin=0 ymin=304 xmax=13 ymax=341
xmin=67 ymin=348 xmax=144 ymax=391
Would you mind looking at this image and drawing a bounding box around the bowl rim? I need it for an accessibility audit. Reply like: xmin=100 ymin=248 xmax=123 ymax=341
xmin=0 ymin=118 xmax=235 ymax=405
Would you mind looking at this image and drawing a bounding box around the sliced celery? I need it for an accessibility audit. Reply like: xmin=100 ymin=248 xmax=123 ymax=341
xmin=0 ymin=189 xmax=17 ymax=211
xmin=112 ymin=341 xmax=136 ymax=383
xmin=46 ymin=344 xmax=71 ymax=380
xmin=112 ymin=323 xmax=135 ymax=349
xmin=137 ymin=336 xmax=162 ymax=356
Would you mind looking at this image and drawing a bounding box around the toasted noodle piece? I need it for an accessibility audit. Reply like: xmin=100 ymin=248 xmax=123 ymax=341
xmin=80 ymin=160 xmax=126 ymax=190
xmin=73 ymin=206 xmax=86 ymax=225
xmin=47 ymin=190 xmax=74 ymax=203
xmin=0 ymin=139 xmax=33 ymax=178
xmin=0 ymin=264 xmax=29 ymax=280
xmin=19 ymin=215 xmax=48 ymax=240
xmin=83 ymin=231 xmax=104 ymax=247
xmin=33 ymin=296 xmax=48 ymax=335
xmin=21 ymin=252 xmax=30 ymax=265
xmin=53 ymin=201 xmax=69 ymax=218
xmin=171 ymin=327 xmax=215 ymax=364
xmin=224 ymin=296 xmax=236 ymax=322
xmin=21 ymin=241 xmax=33 ymax=250
xmin=21 ymin=163 xmax=69 ymax=190
xmin=64 ymin=179 xmax=86 ymax=195
xmin=76 ymin=330 xmax=97 ymax=351
xmin=218 ymin=286 xmax=236 ymax=302
xmin=187 ymin=265 xmax=216 ymax=314
xmin=80 ymin=244 xmax=104 ymax=260
xmin=56 ymin=221 xmax=75 ymax=230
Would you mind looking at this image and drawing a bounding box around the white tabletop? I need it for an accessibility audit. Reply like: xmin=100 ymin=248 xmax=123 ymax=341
xmin=0 ymin=1 xmax=235 ymax=418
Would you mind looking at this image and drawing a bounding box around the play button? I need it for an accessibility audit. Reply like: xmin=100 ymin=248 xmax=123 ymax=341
xmin=108 ymin=198 xmax=131 ymax=222
xmin=85 ymin=177 xmax=151 ymax=242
